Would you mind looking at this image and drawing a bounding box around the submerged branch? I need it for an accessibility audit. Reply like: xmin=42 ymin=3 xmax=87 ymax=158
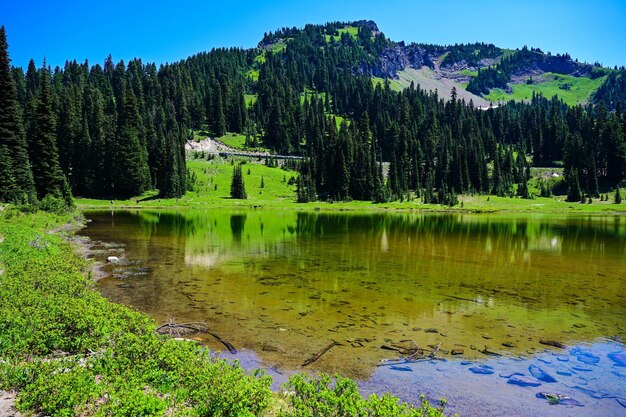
xmin=208 ymin=331 xmax=237 ymax=354
xmin=156 ymin=319 xmax=238 ymax=354
xmin=302 ymin=341 xmax=341 ymax=366
xmin=156 ymin=319 xmax=209 ymax=336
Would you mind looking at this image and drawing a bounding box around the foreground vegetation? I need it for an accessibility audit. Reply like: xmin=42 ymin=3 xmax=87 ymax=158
xmin=0 ymin=207 xmax=449 ymax=416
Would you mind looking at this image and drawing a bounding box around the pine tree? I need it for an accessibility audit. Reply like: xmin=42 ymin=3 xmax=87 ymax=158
xmin=30 ymin=61 xmax=72 ymax=203
xmin=517 ymin=178 xmax=530 ymax=199
xmin=296 ymin=167 xmax=317 ymax=203
xmin=23 ymin=59 xmax=39 ymax=161
xmin=565 ymin=168 xmax=582 ymax=203
xmin=0 ymin=144 xmax=16 ymax=201
xmin=212 ymin=81 xmax=227 ymax=137
xmin=615 ymin=187 xmax=622 ymax=204
xmin=114 ymin=86 xmax=151 ymax=197
xmin=230 ymin=163 xmax=247 ymax=199
xmin=0 ymin=26 xmax=36 ymax=203
xmin=492 ymin=149 xmax=504 ymax=196
xmin=296 ymin=174 xmax=308 ymax=203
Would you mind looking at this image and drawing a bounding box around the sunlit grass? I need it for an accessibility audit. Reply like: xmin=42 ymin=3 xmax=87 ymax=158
xmin=77 ymin=158 xmax=626 ymax=214
xmin=485 ymin=73 xmax=606 ymax=105
xmin=371 ymin=76 xmax=404 ymax=91
xmin=245 ymin=93 xmax=258 ymax=107
xmin=324 ymin=26 xmax=359 ymax=43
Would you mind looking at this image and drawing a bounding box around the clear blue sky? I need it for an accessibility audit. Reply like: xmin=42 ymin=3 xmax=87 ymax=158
xmin=1 ymin=0 xmax=625 ymax=70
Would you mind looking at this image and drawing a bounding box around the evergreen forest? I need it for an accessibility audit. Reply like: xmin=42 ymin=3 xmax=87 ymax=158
xmin=1 ymin=22 xmax=625 ymax=207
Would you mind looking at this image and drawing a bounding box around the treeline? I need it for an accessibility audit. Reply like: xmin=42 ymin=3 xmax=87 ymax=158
xmin=561 ymin=103 xmax=626 ymax=201
xmin=592 ymin=70 xmax=626 ymax=111
xmin=467 ymin=46 xmax=549 ymax=95
xmin=0 ymin=25 xmax=258 ymax=203
xmin=3 ymin=21 xmax=626 ymax=207
xmin=440 ymin=42 xmax=501 ymax=68
xmin=291 ymin=81 xmax=533 ymax=203
xmin=244 ymin=24 xmax=626 ymax=203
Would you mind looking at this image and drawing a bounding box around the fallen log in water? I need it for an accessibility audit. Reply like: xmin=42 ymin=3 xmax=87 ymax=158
xmin=156 ymin=320 xmax=208 ymax=336
xmin=208 ymin=331 xmax=237 ymax=354
xmin=379 ymin=339 xmax=437 ymax=361
xmin=479 ymin=345 xmax=502 ymax=357
xmin=540 ymin=339 xmax=566 ymax=349
xmin=380 ymin=344 xmax=403 ymax=352
xmin=302 ymin=341 xmax=341 ymax=366
xmin=429 ymin=342 xmax=442 ymax=359
xmin=156 ymin=319 xmax=237 ymax=354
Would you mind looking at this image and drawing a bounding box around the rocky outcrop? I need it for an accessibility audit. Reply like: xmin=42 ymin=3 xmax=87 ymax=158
xmin=511 ymin=54 xmax=593 ymax=78
xmin=358 ymin=44 xmax=434 ymax=79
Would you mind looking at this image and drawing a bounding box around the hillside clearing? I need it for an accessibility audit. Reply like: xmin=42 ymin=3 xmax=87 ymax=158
xmin=485 ymin=73 xmax=607 ymax=105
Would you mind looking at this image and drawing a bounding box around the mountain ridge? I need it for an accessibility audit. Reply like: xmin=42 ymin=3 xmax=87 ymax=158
xmin=254 ymin=19 xmax=622 ymax=107
xmin=2 ymin=20 xmax=625 ymax=207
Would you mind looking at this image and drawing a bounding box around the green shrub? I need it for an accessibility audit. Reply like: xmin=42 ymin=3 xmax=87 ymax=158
xmin=38 ymin=194 xmax=73 ymax=214
xmin=280 ymin=373 xmax=449 ymax=417
xmin=16 ymin=360 xmax=102 ymax=416
xmin=101 ymin=388 xmax=169 ymax=417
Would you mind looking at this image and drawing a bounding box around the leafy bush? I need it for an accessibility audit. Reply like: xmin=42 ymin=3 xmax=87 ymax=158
xmin=38 ymin=193 xmax=73 ymax=214
xmin=279 ymin=373 xmax=450 ymax=417
xmin=15 ymin=360 xmax=102 ymax=416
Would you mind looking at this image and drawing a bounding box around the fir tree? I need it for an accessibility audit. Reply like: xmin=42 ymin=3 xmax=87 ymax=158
xmin=30 ymin=61 xmax=72 ymax=203
xmin=615 ymin=187 xmax=622 ymax=204
xmin=296 ymin=175 xmax=308 ymax=203
xmin=565 ymin=168 xmax=582 ymax=203
xmin=0 ymin=144 xmax=16 ymax=201
xmin=230 ymin=163 xmax=247 ymax=199
xmin=0 ymin=26 xmax=36 ymax=203
xmin=212 ymin=81 xmax=227 ymax=137
xmin=114 ymin=87 xmax=151 ymax=197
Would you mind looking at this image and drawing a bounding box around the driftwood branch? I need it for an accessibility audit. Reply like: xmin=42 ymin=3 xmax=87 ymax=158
xmin=378 ymin=339 xmax=447 ymax=364
xmin=156 ymin=319 xmax=237 ymax=354
xmin=429 ymin=342 xmax=442 ymax=359
xmin=208 ymin=331 xmax=237 ymax=354
xmin=479 ymin=345 xmax=501 ymax=357
xmin=302 ymin=341 xmax=341 ymax=366
xmin=156 ymin=319 xmax=208 ymax=336
xmin=540 ymin=339 xmax=566 ymax=349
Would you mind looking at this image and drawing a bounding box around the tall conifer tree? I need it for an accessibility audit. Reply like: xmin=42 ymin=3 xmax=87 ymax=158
xmin=0 ymin=26 xmax=36 ymax=203
xmin=30 ymin=61 xmax=71 ymax=203
xmin=114 ymin=86 xmax=151 ymax=197
xmin=230 ymin=163 xmax=247 ymax=199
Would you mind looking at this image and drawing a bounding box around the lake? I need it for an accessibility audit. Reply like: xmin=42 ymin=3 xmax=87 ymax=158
xmin=79 ymin=209 xmax=626 ymax=416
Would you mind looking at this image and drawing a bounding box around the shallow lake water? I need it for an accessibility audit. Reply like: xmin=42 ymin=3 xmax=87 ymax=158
xmin=80 ymin=209 xmax=626 ymax=416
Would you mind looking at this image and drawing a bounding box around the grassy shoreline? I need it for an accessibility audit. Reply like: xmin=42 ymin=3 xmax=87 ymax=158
xmin=74 ymin=158 xmax=626 ymax=215
xmin=0 ymin=207 xmax=449 ymax=416
xmin=75 ymin=158 xmax=626 ymax=215
xmin=76 ymin=194 xmax=626 ymax=215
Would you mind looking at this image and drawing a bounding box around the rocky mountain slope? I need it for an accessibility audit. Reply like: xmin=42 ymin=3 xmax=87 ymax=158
xmin=257 ymin=20 xmax=624 ymax=108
